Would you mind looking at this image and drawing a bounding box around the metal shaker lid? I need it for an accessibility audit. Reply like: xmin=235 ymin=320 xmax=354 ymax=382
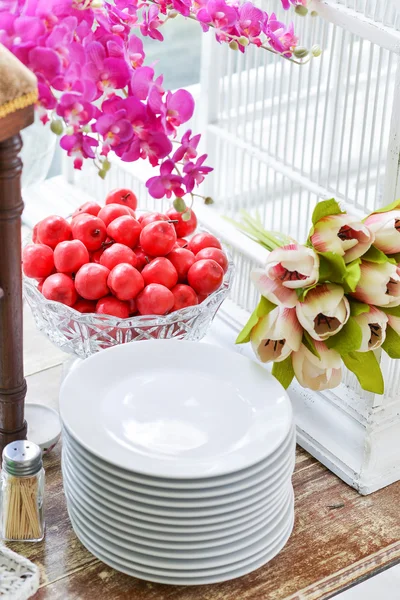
xmin=2 ymin=440 xmax=42 ymax=476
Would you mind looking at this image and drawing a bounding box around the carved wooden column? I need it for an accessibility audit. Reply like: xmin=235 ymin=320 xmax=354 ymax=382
xmin=0 ymin=45 xmax=37 ymax=454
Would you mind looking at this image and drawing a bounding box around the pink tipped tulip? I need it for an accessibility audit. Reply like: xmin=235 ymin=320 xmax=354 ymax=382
xmin=354 ymin=306 xmax=388 ymax=352
xmin=251 ymin=244 xmax=319 ymax=308
xmin=250 ymin=306 xmax=302 ymax=363
xmin=352 ymin=262 xmax=400 ymax=308
xmin=388 ymin=314 xmax=400 ymax=335
xmin=292 ymin=342 xmax=342 ymax=391
xmin=364 ymin=210 xmax=400 ymax=254
xmin=295 ymin=283 xmax=350 ymax=341
xmin=311 ymin=214 xmax=374 ymax=263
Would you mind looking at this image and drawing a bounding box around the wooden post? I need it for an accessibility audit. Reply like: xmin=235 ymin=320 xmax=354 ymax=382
xmin=0 ymin=105 xmax=34 ymax=453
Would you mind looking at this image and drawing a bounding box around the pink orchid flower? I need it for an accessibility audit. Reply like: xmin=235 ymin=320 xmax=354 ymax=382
xmin=60 ymin=133 xmax=98 ymax=170
xmin=311 ymin=213 xmax=374 ymax=263
xmin=93 ymin=109 xmax=134 ymax=155
xmin=251 ymin=244 xmax=320 ymax=308
xmin=292 ymin=342 xmax=342 ymax=392
xmin=56 ymin=92 xmax=98 ymax=130
xmin=121 ymin=131 xmax=172 ymax=167
xmin=146 ymin=159 xmax=185 ymax=199
xmin=84 ymin=41 xmax=131 ymax=96
xmin=238 ymin=2 xmax=263 ymax=40
xmin=183 ymin=155 xmax=213 ymax=192
xmin=250 ymin=306 xmax=302 ymax=363
xmin=197 ymin=0 xmax=238 ymax=32
xmin=295 ymin=283 xmax=350 ymax=341
xmin=172 ymin=130 xmax=201 ymax=163
xmin=140 ymin=5 xmax=164 ymax=41
xmin=352 ymin=261 xmax=400 ymax=308
xmin=36 ymin=82 xmax=57 ymax=124
xmin=364 ymin=210 xmax=400 ymax=254
xmin=163 ymin=90 xmax=195 ymax=134
xmin=265 ymin=14 xmax=298 ymax=56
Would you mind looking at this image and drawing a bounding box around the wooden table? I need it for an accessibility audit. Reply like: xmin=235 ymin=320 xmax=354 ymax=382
xmin=8 ymin=302 xmax=400 ymax=600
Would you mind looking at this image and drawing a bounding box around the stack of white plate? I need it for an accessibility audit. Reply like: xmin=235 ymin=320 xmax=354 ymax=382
xmin=60 ymin=340 xmax=296 ymax=585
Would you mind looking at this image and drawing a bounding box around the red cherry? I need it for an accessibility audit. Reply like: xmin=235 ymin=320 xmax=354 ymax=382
xmin=32 ymin=222 xmax=40 ymax=243
xmin=96 ymin=296 xmax=130 ymax=318
xmin=133 ymin=247 xmax=150 ymax=271
xmin=142 ymin=258 xmax=178 ymax=289
xmin=140 ymin=221 xmax=177 ymax=256
xmin=100 ymin=243 xmax=137 ymax=270
xmin=175 ymin=238 xmax=189 ymax=248
xmin=75 ymin=264 xmax=110 ymax=300
xmin=188 ymin=233 xmax=222 ymax=255
xmin=188 ymin=259 xmax=224 ymax=295
xmin=136 ymin=284 xmax=174 ymax=315
xmin=127 ymin=298 xmax=137 ymax=315
xmin=107 ymin=264 xmax=144 ymax=301
xmin=73 ymin=299 xmax=97 ymax=313
xmin=105 ymin=188 xmax=138 ymax=211
xmin=197 ymin=293 xmax=209 ymax=304
xmin=72 ymin=201 xmax=101 ymax=218
xmin=196 ymin=247 xmax=228 ymax=273
xmin=97 ymin=203 xmax=131 ymax=227
xmin=37 ymin=279 xmax=45 ymax=293
xmin=71 ymin=214 xmax=107 ymax=251
xmin=139 ymin=212 xmax=168 ymax=228
xmin=54 ymin=240 xmax=89 ymax=274
xmin=37 ymin=216 xmax=72 ymax=249
xmin=166 ymin=248 xmax=195 ymax=283
xmin=166 ymin=208 xmax=198 ymax=237
xmin=22 ymin=244 xmax=54 ymax=279
xmin=171 ymin=284 xmax=199 ymax=311
xmin=107 ymin=216 xmax=141 ymax=248
xmin=42 ymin=273 xmax=77 ymax=307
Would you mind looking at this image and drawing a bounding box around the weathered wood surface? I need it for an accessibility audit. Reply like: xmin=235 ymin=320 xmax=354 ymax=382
xmin=8 ymin=309 xmax=400 ymax=600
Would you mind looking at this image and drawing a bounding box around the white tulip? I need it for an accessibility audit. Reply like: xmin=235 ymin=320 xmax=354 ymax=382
xmin=251 ymin=244 xmax=319 ymax=308
xmin=352 ymin=261 xmax=400 ymax=308
xmin=354 ymin=307 xmax=388 ymax=352
xmin=295 ymin=283 xmax=350 ymax=341
xmin=292 ymin=342 xmax=342 ymax=391
xmin=250 ymin=306 xmax=302 ymax=363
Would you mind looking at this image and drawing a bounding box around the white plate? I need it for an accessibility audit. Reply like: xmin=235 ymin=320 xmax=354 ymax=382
xmin=64 ymin=474 xmax=291 ymax=545
xmin=60 ymin=341 xmax=292 ymax=479
xmin=67 ymin=494 xmax=294 ymax=574
xmin=63 ymin=424 xmax=296 ymax=496
xmin=62 ymin=462 xmax=289 ymax=528
xmin=25 ymin=403 xmax=61 ymax=453
xmin=62 ymin=449 xmax=293 ymax=518
xmin=63 ymin=438 xmax=295 ymax=508
xmin=63 ymin=466 xmax=290 ymax=536
xmin=66 ymin=488 xmax=292 ymax=560
xmin=68 ymin=505 xmax=294 ymax=585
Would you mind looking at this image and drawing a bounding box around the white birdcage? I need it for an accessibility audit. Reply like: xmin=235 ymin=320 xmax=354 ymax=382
xmin=56 ymin=0 xmax=400 ymax=494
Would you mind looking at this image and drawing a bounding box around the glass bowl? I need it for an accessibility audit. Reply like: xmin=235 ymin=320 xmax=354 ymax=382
xmin=23 ymin=254 xmax=234 ymax=359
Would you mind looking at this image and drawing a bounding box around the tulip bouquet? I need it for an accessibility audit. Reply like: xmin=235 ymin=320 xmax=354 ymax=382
xmin=0 ymin=0 xmax=317 ymax=212
xmin=235 ymin=199 xmax=400 ymax=394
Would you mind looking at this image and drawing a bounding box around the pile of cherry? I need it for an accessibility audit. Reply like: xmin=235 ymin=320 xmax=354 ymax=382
xmin=22 ymin=189 xmax=228 ymax=318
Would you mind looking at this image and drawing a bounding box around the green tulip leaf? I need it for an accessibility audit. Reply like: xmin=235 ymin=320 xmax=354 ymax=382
xmin=302 ymin=331 xmax=321 ymax=359
xmin=381 ymin=305 xmax=400 ymax=318
xmin=318 ymin=252 xmax=348 ymax=283
xmin=362 ymin=246 xmax=396 ymax=265
xmin=326 ymin=318 xmax=363 ymax=355
xmin=366 ymin=199 xmax=400 ymax=215
xmin=341 ymin=351 xmax=384 ymax=394
xmin=343 ymin=259 xmax=361 ymax=292
xmin=311 ymin=199 xmax=344 ymax=226
xmin=349 ymin=299 xmax=370 ymax=317
xmin=272 ymin=355 xmax=295 ymax=389
xmin=388 ymin=252 xmax=400 ymax=263
xmin=236 ymin=296 xmax=276 ymax=345
xmin=382 ymin=326 xmax=400 ymax=359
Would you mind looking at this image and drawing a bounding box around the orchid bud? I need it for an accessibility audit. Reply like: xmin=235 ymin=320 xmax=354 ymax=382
xmin=50 ymin=119 xmax=63 ymax=135
xmin=237 ymin=36 xmax=249 ymax=47
xmin=311 ymin=44 xmax=322 ymax=57
xmin=293 ymin=47 xmax=309 ymax=59
xmin=65 ymin=126 xmax=74 ymax=136
xmin=98 ymin=169 xmax=107 ymax=179
xmin=204 ymin=196 xmax=214 ymax=205
xmin=295 ymin=5 xmax=308 ymax=16
xmin=173 ymin=197 xmax=186 ymax=213
xmin=168 ymin=9 xmax=178 ymax=17
xmin=182 ymin=209 xmax=192 ymax=222
xmin=102 ymin=159 xmax=111 ymax=172
xmin=229 ymin=41 xmax=239 ymax=51
xmin=311 ymin=10 xmax=318 ymax=17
